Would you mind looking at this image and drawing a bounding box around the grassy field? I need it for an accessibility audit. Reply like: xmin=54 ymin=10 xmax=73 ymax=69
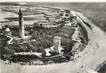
xmin=0 ymin=3 xmax=89 ymax=61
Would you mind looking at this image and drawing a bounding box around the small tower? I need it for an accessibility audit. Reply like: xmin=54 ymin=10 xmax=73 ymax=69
xmin=18 ymin=9 xmax=25 ymax=39
xmin=52 ymin=36 xmax=63 ymax=53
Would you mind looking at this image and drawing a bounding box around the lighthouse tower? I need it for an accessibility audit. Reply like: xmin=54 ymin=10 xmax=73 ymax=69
xmin=18 ymin=9 xmax=25 ymax=39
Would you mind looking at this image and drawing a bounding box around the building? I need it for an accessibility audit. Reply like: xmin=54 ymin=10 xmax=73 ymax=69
xmin=50 ymin=36 xmax=63 ymax=54
xmin=18 ymin=9 xmax=25 ymax=39
xmin=4 ymin=27 xmax=12 ymax=36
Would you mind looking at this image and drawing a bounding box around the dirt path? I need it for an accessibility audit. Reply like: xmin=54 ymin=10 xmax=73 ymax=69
xmin=1 ymin=11 xmax=106 ymax=73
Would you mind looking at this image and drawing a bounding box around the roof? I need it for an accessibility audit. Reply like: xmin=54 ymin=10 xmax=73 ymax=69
xmin=5 ymin=27 xmax=11 ymax=32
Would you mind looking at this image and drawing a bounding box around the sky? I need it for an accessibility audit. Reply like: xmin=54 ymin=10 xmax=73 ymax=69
xmin=0 ymin=0 xmax=106 ymax=2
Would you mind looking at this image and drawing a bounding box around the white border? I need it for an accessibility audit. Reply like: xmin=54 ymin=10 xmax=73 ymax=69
xmin=0 ymin=0 xmax=106 ymax=2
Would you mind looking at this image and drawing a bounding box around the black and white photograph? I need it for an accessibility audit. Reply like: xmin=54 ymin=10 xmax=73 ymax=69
xmin=0 ymin=0 xmax=106 ymax=73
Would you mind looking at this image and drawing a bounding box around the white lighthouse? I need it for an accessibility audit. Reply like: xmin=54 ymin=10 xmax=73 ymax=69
xmin=18 ymin=9 xmax=25 ymax=39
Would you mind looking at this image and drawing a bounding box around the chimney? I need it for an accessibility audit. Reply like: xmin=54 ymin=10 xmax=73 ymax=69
xmin=18 ymin=9 xmax=25 ymax=39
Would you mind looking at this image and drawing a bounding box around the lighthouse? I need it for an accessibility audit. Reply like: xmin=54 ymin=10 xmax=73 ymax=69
xmin=18 ymin=9 xmax=25 ymax=39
